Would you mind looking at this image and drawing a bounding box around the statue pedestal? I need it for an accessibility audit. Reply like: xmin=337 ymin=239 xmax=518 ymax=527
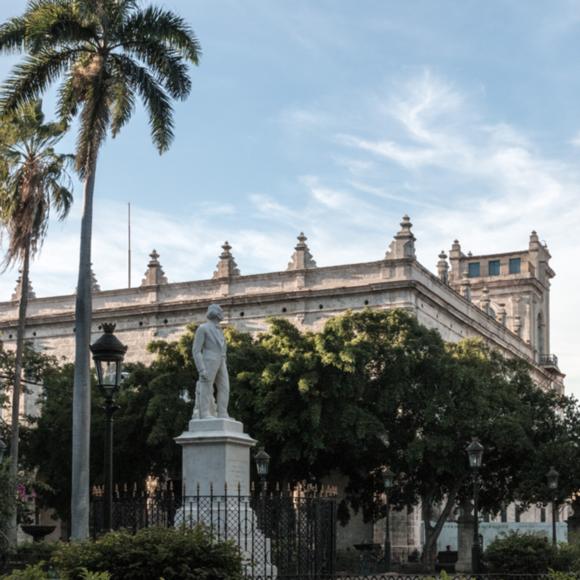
xmin=176 ymin=417 xmax=256 ymax=496
xmin=175 ymin=417 xmax=276 ymax=577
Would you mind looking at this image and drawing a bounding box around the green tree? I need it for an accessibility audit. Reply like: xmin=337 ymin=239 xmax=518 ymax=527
xmin=19 ymin=309 xmax=574 ymax=569
xmin=0 ymin=100 xmax=72 ymax=546
xmin=0 ymin=340 xmax=60 ymax=553
xmin=0 ymin=0 xmax=201 ymax=539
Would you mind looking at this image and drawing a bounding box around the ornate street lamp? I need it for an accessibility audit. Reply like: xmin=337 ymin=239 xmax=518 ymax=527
xmin=254 ymin=447 xmax=270 ymax=490
xmin=382 ymin=466 xmax=395 ymax=572
xmin=0 ymin=437 xmax=6 ymax=464
xmin=90 ymin=323 xmax=127 ymax=532
xmin=546 ymin=466 xmax=559 ymax=546
xmin=466 ymin=437 xmax=484 ymax=574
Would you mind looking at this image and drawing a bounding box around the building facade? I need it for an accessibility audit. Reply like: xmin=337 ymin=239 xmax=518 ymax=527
xmin=0 ymin=216 xmax=566 ymax=554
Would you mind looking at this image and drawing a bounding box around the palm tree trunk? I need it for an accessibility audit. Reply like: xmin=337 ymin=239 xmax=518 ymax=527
xmin=71 ymin=157 xmax=97 ymax=540
xmin=7 ymin=240 xmax=31 ymax=547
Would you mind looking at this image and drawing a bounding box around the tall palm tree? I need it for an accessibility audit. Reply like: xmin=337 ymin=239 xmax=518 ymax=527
xmin=0 ymin=0 xmax=200 ymax=539
xmin=0 ymin=100 xmax=73 ymax=546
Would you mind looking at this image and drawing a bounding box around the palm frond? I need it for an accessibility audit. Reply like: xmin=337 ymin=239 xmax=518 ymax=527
xmin=0 ymin=17 xmax=27 ymax=53
xmin=0 ymin=48 xmax=80 ymax=114
xmin=56 ymin=69 xmax=81 ymax=123
xmin=118 ymin=6 xmax=201 ymax=64
xmin=0 ymin=100 xmax=74 ymax=269
xmin=121 ymin=41 xmax=191 ymax=99
xmin=110 ymin=78 xmax=135 ymax=137
xmin=25 ymin=1 xmax=98 ymax=53
xmin=110 ymin=54 xmax=174 ymax=153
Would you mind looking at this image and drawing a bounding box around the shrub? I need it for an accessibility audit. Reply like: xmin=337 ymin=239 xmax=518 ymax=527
xmin=14 ymin=542 xmax=58 ymax=568
xmin=1 ymin=563 xmax=49 ymax=580
xmin=1 ymin=565 xmax=109 ymax=580
xmin=484 ymin=531 xmax=558 ymax=573
xmin=50 ymin=526 xmax=243 ymax=580
xmin=552 ymin=543 xmax=580 ymax=572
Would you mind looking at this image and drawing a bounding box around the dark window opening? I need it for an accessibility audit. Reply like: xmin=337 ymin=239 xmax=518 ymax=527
xmin=468 ymin=262 xmax=480 ymax=277
xmin=509 ymin=257 xmax=521 ymax=274
xmin=488 ymin=260 xmax=500 ymax=276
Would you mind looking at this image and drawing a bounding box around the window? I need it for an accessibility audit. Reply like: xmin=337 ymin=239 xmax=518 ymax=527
xmin=515 ymin=505 xmax=521 ymax=523
xmin=468 ymin=262 xmax=480 ymax=277
xmin=501 ymin=507 xmax=508 ymax=523
xmin=509 ymin=257 xmax=521 ymax=274
xmin=488 ymin=260 xmax=500 ymax=276
xmin=541 ymin=507 xmax=546 ymax=522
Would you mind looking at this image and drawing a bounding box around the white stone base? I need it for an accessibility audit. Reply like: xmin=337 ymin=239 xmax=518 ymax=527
xmin=175 ymin=417 xmax=276 ymax=577
xmin=175 ymin=417 xmax=256 ymax=496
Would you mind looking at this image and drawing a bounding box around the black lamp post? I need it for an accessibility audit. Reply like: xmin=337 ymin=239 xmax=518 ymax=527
xmin=0 ymin=437 xmax=6 ymax=464
xmin=90 ymin=323 xmax=127 ymax=532
xmin=467 ymin=437 xmax=484 ymax=574
xmin=382 ymin=466 xmax=394 ymax=572
xmin=254 ymin=447 xmax=270 ymax=492
xmin=546 ymin=466 xmax=559 ymax=546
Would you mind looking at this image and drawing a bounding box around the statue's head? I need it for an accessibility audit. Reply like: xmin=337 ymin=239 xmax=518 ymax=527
xmin=206 ymin=303 xmax=224 ymax=322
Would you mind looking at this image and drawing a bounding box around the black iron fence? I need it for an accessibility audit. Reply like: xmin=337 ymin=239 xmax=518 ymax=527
xmin=90 ymin=486 xmax=336 ymax=578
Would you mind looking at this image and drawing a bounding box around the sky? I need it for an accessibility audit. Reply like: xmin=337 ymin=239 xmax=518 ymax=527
xmin=0 ymin=1 xmax=579 ymax=396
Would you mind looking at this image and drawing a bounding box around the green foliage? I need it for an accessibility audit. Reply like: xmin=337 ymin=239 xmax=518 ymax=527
xmin=0 ymin=462 xmax=14 ymax=534
xmin=552 ymin=543 xmax=580 ymax=573
xmin=50 ymin=527 xmax=242 ymax=580
xmin=1 ymin=563 xmax=49 ymax=580
xmin=549 ymin=571 xmax=580 ymax=580
xmin=17 ymin=309 xmax=580 ymax=569
xmin=0 ymin=100 xmax=73 ymax=269
xmin=14 ymin=541 xmax=58 ymax=568
xmin=484 ymin=532 xmax=558 ymax=573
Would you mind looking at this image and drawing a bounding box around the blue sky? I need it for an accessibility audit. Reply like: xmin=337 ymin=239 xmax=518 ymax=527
xmin=0 ymin=1 xmax=579 ymax=395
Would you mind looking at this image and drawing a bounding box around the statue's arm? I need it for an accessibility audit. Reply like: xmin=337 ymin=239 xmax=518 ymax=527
xmin=192 ymin=327 xmax=208 ymax=379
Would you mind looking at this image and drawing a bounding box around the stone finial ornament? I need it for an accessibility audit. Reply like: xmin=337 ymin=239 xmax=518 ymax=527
xmin=513 ymin=314 xmax=522 ymax=336
xmin=213 ymin=241 xmax=240 ymax=279
xmin=287 ymin=232 xmax=317 ymax=271
xmin=496 ymin=303 xmax=507 ymax=326
xmin=11 ymin=271 xmax=36 ymax=301
xmin=479 ymin=286 xmax=491 ymax=314
xmin=141 ymin=249 xmax=168 ymax=286
xmin=437 ymin=250 xmax=449 ymax=284
xmin=385 ymin=215 xmax=416 ymax=259
xmin=529 ymin=230 xmax=541 ymax=251
xmin=460 ymin=272 xmax=471 ymax=302
xmin=450 ymin=239 xmax=462 ymax=257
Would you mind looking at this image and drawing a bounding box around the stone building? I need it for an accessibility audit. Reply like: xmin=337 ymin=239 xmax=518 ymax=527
xmin=0 ymin=216 xmax=566 ymax=555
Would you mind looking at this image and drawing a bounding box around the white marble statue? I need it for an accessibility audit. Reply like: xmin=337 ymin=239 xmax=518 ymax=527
xmin=191 ymin=304 xmax=230 ymax=419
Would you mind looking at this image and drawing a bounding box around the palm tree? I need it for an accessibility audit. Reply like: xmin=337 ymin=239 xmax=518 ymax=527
xmin=0 ymin=0 xmax=200 ymax=539
xmin=0 ymin=100 xmax=73 ymax=546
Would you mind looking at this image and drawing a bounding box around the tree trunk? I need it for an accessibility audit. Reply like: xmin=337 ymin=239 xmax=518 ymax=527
xmin=421 ymin=480 xmax=464 ymax=570
xmin=71 ymin=158 xmax=97 ymax=540
xmin=7 ymin=241 xmax=31 ymax=547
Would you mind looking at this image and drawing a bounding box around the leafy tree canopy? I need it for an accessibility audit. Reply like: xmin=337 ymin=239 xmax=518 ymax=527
xmin=19 ymin=309 xmax=579 ymax=558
